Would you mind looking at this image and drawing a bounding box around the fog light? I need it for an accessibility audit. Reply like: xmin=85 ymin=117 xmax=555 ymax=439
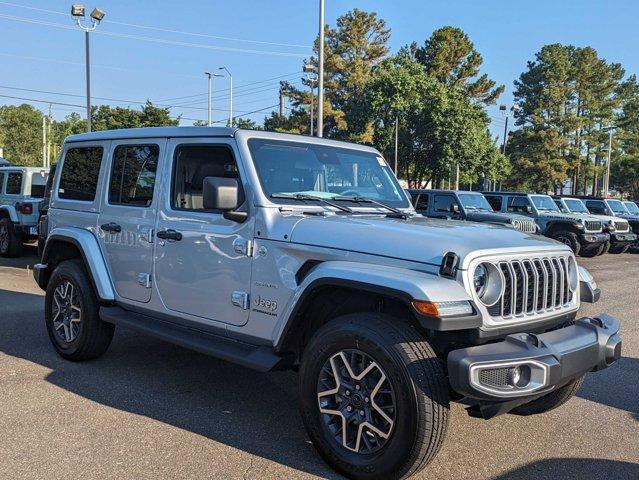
xmin=507 ymin=365 xmax=531 ymax=388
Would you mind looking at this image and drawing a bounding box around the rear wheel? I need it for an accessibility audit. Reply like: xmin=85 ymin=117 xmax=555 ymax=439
xmin=299 ymin=313 xmax=450 ymax=480
xmin=511 ymin=376 xmax=584 ymax=415
xmin=0 ymin=218 xmax=23 ymax=258
xmin=45 ymin=259 xmax=115 ymax=361
xmin=552 ymin=231 xmax=580 ymax=256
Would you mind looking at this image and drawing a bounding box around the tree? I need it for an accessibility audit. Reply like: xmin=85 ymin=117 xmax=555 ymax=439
xmin=409 ymin=26 xmax=504 ymax=105
xmin=91 ymin=101 xmax=179 ymax=131
xmin=0 ymin=104 xmax=43 ymax=167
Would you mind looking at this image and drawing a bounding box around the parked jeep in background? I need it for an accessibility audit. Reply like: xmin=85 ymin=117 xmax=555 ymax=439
xmin=33 ymin=127 xmax=621 ymax=480
xmin=553 ymin=196 xmax=636 ymax=254
xmin=483 ymin=192 xmax=608 ymax=257
xmin=37 ymin=163 xmax=57 ymax=258
xmin=407 ymin=189 xmax=538 ymax=233
xmin=578 ymin=196 xmax=639 ymax=253
xmin=0 ymin=166 xmax=49 ymax=257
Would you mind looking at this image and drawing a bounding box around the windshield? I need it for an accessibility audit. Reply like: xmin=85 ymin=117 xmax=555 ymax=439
xmin=607 ymin=199 xmax=627 ymax=215
xmin=248 ymin=138 xmax=409 ymax=208
xmin=564 ymin=199 xmax=590 ymax=214
xmin=531 ymin=195 xmax=560 ymax=212
xmin=458 ymin=193 xmax=493 ymax=211
xmin=623 ymin=201 xmax=639 ymax=214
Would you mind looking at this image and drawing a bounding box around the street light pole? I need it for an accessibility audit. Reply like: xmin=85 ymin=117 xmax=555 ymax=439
xmin=394 ymin=116 xmax=399 ymax=175
xmin=317 ymin=0 xmax=325 ymax=137
xmin=205 ymin=71 xmax=223 ymax=126
xmin=219 ymin=67 xmax=233 ymax=127
xmin=71 ymin=5 xmax=105 ymax=133
xmin=304 ymin=64 xmax=318 ymax=137
xmin=605 ymin=126 xmax=614 ymax=194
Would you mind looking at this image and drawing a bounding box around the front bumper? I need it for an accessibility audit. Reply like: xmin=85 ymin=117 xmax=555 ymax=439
xmin=447 ymin=314 xmax=621 ymax=402
xmin=579 ymin=232 xmax=609 ymax=247
xmin=610 ymin=231 xmax=637 ymax=246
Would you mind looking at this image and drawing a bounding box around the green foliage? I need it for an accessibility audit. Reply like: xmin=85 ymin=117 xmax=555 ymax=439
xmin=0 ymin=104 xmax=43 ymax=166
xmin=91 ymin=101 xmax=179 ymax=131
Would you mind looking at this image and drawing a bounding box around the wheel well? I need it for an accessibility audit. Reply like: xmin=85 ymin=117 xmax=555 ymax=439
xmin=0 ymin=209 xmax=10 ymax=220
xmin=277 ymin=285 xmax=417 ymax=362
xmin=545 ymin=222 xmax=578 ymax=236
xmin=39 ymin=239 xmax=84 ymax=288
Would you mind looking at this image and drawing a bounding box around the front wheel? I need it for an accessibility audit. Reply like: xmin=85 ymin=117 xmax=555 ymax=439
xmin=0 ymin=218 xmax=23 ymax=257
xmin=580 ymin=244 xmax=604 ymax=257
xmin=299 ymin=313 xmax=450 ymax=480
xmin=608 ymin=244 xmax=630 ymax=254
xmin=552 ymin=231 xmax=580 ymax=256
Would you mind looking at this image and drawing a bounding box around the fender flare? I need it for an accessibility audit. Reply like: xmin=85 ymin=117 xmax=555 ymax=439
xmin=41 ymin=227 xmax=115 ymax=301
xmin=273 ymin=261 xmax=478 ymax=350
xmin=0 ymin=205 xmax=19 ymax=223
xmin=543 ymin=219 xmax=582 ymax=236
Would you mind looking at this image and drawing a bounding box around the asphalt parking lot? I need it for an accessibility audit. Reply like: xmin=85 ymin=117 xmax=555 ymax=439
xmin=1 ymin=246 xmax=637 ymax=480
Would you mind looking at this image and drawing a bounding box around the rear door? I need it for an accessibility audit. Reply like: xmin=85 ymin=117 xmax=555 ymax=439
xmin=97 ymin=139 xmax=164 ymax=303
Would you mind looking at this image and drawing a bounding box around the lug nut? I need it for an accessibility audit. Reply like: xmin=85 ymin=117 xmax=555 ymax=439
xmin=345 ymin=390 xmax=351 ymax=396
xmin=346 ymin=406 xmax=353 ymax=412
xmin=365 ymin=397 xmax=369 ymax=403
xmin=355 ymin=385 xmax=361 ymax=391
xmin=359 ymin=410 xmax=365 ymax=416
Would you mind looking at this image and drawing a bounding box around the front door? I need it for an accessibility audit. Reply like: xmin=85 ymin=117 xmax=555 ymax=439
xmin=98 ymin=139 xmax=165 ymax=303
xmin=153 ymin=139 xmax=253 ymax=326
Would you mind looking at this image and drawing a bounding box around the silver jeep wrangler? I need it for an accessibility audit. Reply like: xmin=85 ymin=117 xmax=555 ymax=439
xmin=34 ymin=127 xmax=622 ymax=480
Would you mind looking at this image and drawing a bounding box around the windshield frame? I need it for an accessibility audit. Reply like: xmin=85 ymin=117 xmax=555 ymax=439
xmin=563 ymin=198 xmax=590 ymax=214
xmin=606 ymin=199 xmax=627 ymax=215
xmin=241 ymin=133 xmax=411 ymax=211
xmin=457 ymin=193 xmax=494 ymax=212
xmin=530 ymin=194 xmax=561 ymax=213
xmin=622 ymin=201 xmax=639 ymax=215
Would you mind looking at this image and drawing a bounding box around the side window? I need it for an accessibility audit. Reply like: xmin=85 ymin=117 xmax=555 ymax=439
xmin=171 ymin=145 xmax=241 ymax=211
xmin=554 ymin=200 xmax=567 ymax=213
xmin=6 ymin=172 xmax=23 ymax=195
xmin=0 ymin=172 xmax=5 ymax=194
xmin=415 ymin=194 xmax=429 ymax=211
xmin=433 ymin=194 xmax=455 ymax=213
xmin=585 ymin=200 xmax=606 ymax=213
xmin=59 ymin=147 xmax=104 ymax=201
xmin=507 ymin=196 xmax=531 ymax=213
xmin=486 ymin=195 xmax=502 ymax=211
xmin=108 ymin=145 xmax=159 ymax=207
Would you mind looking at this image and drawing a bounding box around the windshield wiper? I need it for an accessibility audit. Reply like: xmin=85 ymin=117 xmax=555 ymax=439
xmin=271 ymin=193 xmax=353 ymax=213
xmin=332 ymin=195 xmax=409 ymax=218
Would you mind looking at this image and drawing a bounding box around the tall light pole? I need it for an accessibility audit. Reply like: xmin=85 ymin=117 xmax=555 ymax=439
xmin=205 ymin=71 xmax=223 ymax=126
xmin=304 ymin=64 xmax=318 ymax=136
xmin=604 ymin=125 xmax=615 ymax=195
xmin=218 ymin=67 xmax=233 ymax=127
xmin=71 ymin=5 xmax=105 ymax=133
xmin=317 ymin=0 xmax=325 ymax=137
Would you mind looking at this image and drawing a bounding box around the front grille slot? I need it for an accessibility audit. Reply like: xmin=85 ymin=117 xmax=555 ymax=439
xmin=614 ymin=221 xmax=629 ymax=232
xmin=489 ymin=255 xmax=573 ymax=320
xmin=584 ymin=220 xmax=602 ymax=231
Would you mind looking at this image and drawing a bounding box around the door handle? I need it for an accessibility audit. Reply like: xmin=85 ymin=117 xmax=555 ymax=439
xmin=157 ymin=229 xmax=182 ymax=241
xmin=100 ymin=222 xmax=122 ymax=233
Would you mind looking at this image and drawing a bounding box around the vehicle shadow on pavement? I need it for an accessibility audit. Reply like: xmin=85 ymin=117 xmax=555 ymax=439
xmin=490 ymin=457 xmax=639 ymax=479
xmin=0 ymin=287 xmax=342 ymax=479
xmin=577 ymin=356 xmax=639 ymax=422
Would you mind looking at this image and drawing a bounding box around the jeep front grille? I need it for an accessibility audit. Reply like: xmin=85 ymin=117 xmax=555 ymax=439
xmin=512 ymin=220 xmax=537 ymax=233
xmin=584 ymin=220 xmax=602 ymax=232
xmin=614 ymin=220 xmax=629 ymax=232
xmin=487 ymin=256 xmax=573 ymax=319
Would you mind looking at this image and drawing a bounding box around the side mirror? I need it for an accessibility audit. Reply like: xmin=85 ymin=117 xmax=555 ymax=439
xmin=451 ymin=204 xmax=460 ymax=214
xmin=526 ymin=205 xmax=533 ymax=214
xmin=203 ymin=177 xmax=247 ymax=222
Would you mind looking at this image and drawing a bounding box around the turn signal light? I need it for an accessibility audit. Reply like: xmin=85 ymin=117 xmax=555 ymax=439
xmin=19 ymin=203 xmax=33 ymax=215
xmin=412 ymin=300 xmax=439 ymax=316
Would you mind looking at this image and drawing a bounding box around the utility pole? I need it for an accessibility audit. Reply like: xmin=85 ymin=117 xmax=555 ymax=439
xmin=42 ymin=116 xmax=46 ymax=168
xmin=317 ymin=0 xmax=325 ymax=137
xmin=46 ymin=104 xmax=52 ymax=167
xmin=279 ymin=87 xmax=285 ymax=117
xmin=303 ymin=64 xmax=318 ymax=136
xmin=455 ymin=163 xmax=460 ymax=190
xmin=72 ymin=5 xmax=106 ymax=132
xmin=309 ymin=85 xmax=314 ymax=135
xmin=394 ymin=116 xmax=399 ymax=175
xmin=501 ymin=115 xmax=509 ymax=155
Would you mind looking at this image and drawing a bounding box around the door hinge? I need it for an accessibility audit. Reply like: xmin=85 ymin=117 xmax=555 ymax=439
xmin=233 ymin=238 xmax=254 ymax=257
xmin=231 ymin=291 xmax=249 ymax=310
xmin=137 ymin=273 xmax=152 ymax=288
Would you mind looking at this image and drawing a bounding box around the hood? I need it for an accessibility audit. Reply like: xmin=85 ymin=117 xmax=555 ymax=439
xmin=541 ymin=212 xmax=602 ymax=224
xmin=288 ymin=214 xmax=562 ymax=268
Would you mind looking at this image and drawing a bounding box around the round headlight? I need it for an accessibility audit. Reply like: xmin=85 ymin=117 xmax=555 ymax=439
xmin=567 ymin=256 xmax=578 ymax=292
xmin=473 ymin=264 xmax=488 ymax=296
xmin=473 ymin=262 xmax=504 ymax=307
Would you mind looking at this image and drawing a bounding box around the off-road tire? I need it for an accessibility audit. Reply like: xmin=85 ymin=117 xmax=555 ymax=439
xmin=0 ymin=217 xmax=23 ymax=258
xmin=299 ymin=313 xmax=450 ymax=480
xmin=581 ymin=244 xmax=604 ymax=257
xmin=45 ymin=259 xmax=115 ymax=361
xmin=511 ymin=375 xmax=584 ymax=416
xmin=551 ymin=231 xmax=580 ymax=256
xmin=598 ymin=241 xmax=611 ymax=255
xmin=608 ymin=244 xmax=630 ymax=254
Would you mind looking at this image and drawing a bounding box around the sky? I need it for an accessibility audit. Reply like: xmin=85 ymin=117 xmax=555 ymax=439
xmin=1 ymin=0 xmax=639 ymax=138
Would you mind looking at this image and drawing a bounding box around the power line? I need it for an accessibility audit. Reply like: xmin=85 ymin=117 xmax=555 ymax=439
xmin=0 ymin=93 xmax=84 ymax=108
xmin=0 ymin=13 xmax=308 ymax=58
xmin=0 ymin=1 xmax=311 ymax=49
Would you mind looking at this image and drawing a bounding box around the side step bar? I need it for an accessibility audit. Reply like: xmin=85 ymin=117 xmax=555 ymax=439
xmin=100 ymin=306 xmax=290 ymax=372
